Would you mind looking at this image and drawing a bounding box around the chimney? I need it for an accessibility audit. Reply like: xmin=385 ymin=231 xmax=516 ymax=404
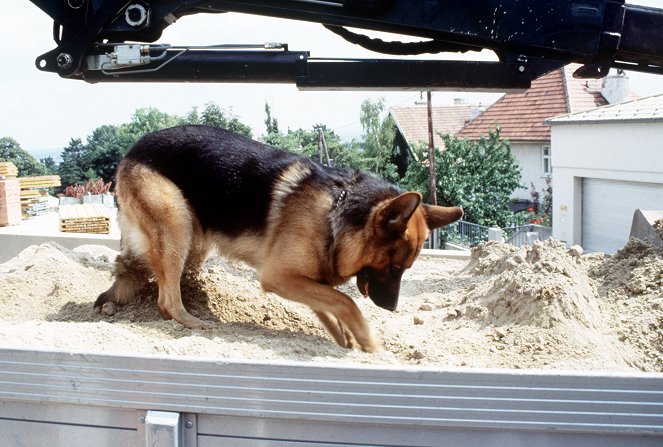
xmin=601 ymin=69 xmax=630 ymax=104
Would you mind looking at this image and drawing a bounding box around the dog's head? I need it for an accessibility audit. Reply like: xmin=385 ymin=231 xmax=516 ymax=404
xmin=355 ymin=192 xmax=463 ymax=311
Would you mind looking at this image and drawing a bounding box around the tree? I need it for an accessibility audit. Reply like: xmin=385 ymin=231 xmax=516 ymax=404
xmin=402 ymin=128 xmax=523 ymax=227
xmin=262 ymin=104 xmax=361 ymax=169
xmin=186 ymin=103 xmax=252 ymax=137
xmin=314 ymin=125 xmax=363 ymax=168
xmin=0 ymin=137 xmax=46 ymax=176
xmin=57 ymin=138 xmax=88 ymax=187
xmin=356 ymin=98 xmax=399 ymax=182
xmin=264 ymin=102 xmax=279 ymax=135
xmin=85 ymin=124 xmax=125 ymax=184
xmin=263 ymin=125 xmax=363 ymax=169
xmin=40 ymin=156 xmax=57 ymax=175
xmin=53 ymin=104 xmax=255 ymax=190
xmin=123 ymin=107 xmax=183 ymax=147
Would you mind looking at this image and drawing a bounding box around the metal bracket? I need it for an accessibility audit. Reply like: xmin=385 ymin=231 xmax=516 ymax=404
xmin=145 ymin=410 xmax=181 ymax=447
xmin=85 ymin=44 xmax=155 ymax=71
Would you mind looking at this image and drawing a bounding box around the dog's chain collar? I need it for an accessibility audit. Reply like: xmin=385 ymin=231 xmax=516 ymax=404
xmin=332 ymin=172 xmax=360 ymax=211
xmin=335 ymin=189 xmax=348 ymax=207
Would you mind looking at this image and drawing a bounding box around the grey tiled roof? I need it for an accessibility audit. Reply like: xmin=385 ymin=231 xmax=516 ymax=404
xmin=548 ymin=93 xmax=663 ymax=124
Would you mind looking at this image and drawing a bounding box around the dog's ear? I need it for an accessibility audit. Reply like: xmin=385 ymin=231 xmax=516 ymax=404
xmin=423 ymin=204 xmax=464 ymax=229
xmin=375 ymin=192 xmax=422 ymax=237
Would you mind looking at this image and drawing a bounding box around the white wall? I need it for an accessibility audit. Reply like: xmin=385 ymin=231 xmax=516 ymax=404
xmin=551 ymin=121 xmax=663 ymax=246
xmin=511 ymin=142 xmax=550 ymax=201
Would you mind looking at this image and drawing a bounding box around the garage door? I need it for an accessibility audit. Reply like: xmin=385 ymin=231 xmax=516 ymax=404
xmin=582 ymin=178 xmax=663 ymax=253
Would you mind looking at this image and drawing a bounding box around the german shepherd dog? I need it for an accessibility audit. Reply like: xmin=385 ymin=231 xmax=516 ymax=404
xmin=95 ymin=125 xmax=462 ymax=352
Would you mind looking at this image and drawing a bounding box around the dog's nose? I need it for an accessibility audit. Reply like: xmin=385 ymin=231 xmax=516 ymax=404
xmin=357 ymin=266 xmax=404 ymax=311
xmin=377 ymin=301 xmax=397 ymax=312
xmin=369 ymin=275 xmax=403 ymax=312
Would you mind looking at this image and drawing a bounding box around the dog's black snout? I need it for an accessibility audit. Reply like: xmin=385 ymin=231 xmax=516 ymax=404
xmin=362 ymin=267 xmax=404 ymax=312
xmin=378 ymin=301 xmax=398 ymax=312
xmin=369 ymin=289 xmax=399 ymax=312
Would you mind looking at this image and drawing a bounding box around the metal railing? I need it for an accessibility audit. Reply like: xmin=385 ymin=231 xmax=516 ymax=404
xmin=503 ymin=224 xmax=553 ymax=247
xmin=437 ymin=220 xmax=490 ymax=249
xmin=437 ymin=220 xmax=552 ymax=250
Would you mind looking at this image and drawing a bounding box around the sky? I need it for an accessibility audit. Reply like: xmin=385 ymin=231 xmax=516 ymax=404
xmin=3 ymin=0 xmax=663 ymax=157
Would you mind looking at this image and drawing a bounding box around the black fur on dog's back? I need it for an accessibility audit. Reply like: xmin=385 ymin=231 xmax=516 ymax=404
xmin=125 ymin=125 xmax=400 ymax=237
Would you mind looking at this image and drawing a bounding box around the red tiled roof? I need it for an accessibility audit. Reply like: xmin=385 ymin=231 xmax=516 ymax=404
xmin=564 ymin=65 xmax=606 ymax=112
xmin=456 ymin=64 xmax=609 ymax=141
xmin=389 ymin=104 xmax=482 ymax=148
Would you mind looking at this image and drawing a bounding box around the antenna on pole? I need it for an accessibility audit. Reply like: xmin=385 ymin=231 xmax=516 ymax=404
xmin=317 ymin=127 xmax=332 ymax=167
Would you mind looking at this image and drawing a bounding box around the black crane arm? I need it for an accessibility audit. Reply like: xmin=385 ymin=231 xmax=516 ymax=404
xmin=28 ymin=0 xmax=663 ymax=90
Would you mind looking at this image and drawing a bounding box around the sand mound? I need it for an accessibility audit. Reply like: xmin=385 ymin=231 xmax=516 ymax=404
xmin=588 ymin=238 xmax=663 ymax=371
xmin=655 ymin=218 xmax=663 ymax=241
xmin=461 ymin=239 xmax=601 ymax=329
xmin=0 ymin=239 xmax=661 ymax=372
xmin=590 ymin=237 xmax=663 ymax=295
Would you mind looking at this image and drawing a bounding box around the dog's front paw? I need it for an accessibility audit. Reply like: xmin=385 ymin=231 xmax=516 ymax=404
xmin=358 ymin=333 xmax=383 ymax=353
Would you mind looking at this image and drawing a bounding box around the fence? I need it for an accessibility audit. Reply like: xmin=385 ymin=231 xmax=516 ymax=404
xmin=504 ymin=223 xmax=553 ymax=246
xmin=436 ymin=220 xmax=551 ymax=250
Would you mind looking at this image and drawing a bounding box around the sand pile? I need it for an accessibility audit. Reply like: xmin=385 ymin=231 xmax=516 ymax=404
xmin=655 ymin=218 xmax=663 ymax=241
xmin=461 ymin=239 xmax=601 ymax=329
xmin=0 ymin=238 xmax=661 ymax=372
xmin=588 ymin=238 xmax=663 ymax=371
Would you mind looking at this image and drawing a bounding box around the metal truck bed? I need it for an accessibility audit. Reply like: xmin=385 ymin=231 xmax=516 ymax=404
xmin=0 ymin=348 xmax=661 ymax=446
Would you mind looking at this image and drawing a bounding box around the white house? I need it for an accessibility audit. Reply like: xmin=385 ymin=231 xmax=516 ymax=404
xmin=548 ymin=94 xmax=663 ymax=253
xmin=455 ymin=65 xmax=633 ymax=203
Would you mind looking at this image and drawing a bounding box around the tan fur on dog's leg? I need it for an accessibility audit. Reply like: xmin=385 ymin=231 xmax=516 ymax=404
xmin=143 ymin=212 xmax=210 ymax=330
xmin=261 ymin=273 xmax=380 ymax=352
xmin=117 ymin=163 xmax=210 ymax=329
xmin=314 ymin=311 xmax=355 ymax=349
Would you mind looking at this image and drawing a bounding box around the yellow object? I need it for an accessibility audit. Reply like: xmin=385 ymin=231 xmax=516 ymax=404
xmin=59 ymin=203 xmax=111 ymax=234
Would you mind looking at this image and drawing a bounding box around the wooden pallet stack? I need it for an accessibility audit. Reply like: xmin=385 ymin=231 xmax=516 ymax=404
xmin=0 ymin=162 xmax=19 ymax=177
xmin=19 ymin=175 xmax=61 ymax=217
xmin=59 ymin=203 xmax=111 ymax=234
xmin=0 ymin=162 xmax=21 ymax=226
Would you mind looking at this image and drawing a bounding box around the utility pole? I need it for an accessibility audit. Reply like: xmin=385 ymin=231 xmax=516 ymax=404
xmin=426 ymin=91 xmax=439 ymax=248
xmin=426 ymin=91 xmax=437 ymax=206
xmin=317 ymin=127 xmax=332 ymax=167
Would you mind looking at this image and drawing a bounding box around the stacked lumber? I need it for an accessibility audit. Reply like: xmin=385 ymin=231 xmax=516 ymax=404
xmin=0 ymin=178 xmax=21 ymax=226
xmin=19 ymin=175 xmax=61 ymax=189
xmin=59 ymin=203 xmax=111 ymax=234
xmin=0 ymin=162 xmax=18 ymax=178
xmin=19 ymin=175 xmax=61 ymax=217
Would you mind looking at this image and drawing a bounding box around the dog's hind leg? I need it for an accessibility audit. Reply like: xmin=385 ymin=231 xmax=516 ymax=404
xmin=102 ymin=162 xmax=210 ymax=329
xmin=140 ymin=184 xmax=211 ymax=329
xmin=94 ymin=249 xmax=151 ymax=309
xmin=183 ymin=221 xmax=210 ymax=276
